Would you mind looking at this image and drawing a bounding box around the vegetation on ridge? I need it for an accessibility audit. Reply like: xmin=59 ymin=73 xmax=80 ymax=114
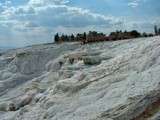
xmin=54 ymin=25 xmax=160 ymax=44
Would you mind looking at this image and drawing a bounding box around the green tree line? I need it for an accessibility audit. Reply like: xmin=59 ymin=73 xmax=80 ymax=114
xmin=54 ymin=27 xmax=158 ymax=44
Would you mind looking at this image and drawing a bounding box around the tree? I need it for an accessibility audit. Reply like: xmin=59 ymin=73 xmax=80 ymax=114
xmin=124 ymin=30 xmax=127 ymax=33
xmin=92 ymin=31 xmax=98 ymax=37
xmin=54 ymin=33 xmax=59 ymax=42
xmin=61 ymin=34 xmax=65 ymax=42
xmin=154 ymin=25 xmax=158 ymax=35
xmin=88 ymin=31 xmax=98 ymax=37
xmin=148 ymin=33 xmax=153 ymax=37
xmin=158 ymin=28 xmax=160 ymax=35
xmin=130 ymin=30 xmax=141 ymax=38
xmin=76 ymin=33 xmax=81 ymax=41
xmin=71 ymin=34 xmax=75 ymax=41
xmin=99 ymin=32 xmax=105 ymax=36
xmin=64 ymin=35 xmax=69 ymax=41
xmin=142 ymin=32 xmax=148 ymax=37
xmin=83 ymin=32 xmax=86 ymax=40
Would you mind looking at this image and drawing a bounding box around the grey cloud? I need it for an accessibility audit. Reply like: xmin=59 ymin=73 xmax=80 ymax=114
xmin=15 ymin=7 xmax=35 ymax=15
xmin=1 ymin=0 xmax=118 ymax=30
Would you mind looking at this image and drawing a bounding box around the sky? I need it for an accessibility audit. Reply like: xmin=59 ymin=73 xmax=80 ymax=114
xmin=0 ymin=0 xmax=160 ymax=48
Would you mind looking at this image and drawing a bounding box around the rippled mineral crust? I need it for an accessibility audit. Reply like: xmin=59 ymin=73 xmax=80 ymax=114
xmin=0 ymin=36 xmax=160 ymax=120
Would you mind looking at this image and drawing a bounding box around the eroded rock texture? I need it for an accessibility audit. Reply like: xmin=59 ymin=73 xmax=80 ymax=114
xmin=0 ymin=37 xmax=160 ymax=120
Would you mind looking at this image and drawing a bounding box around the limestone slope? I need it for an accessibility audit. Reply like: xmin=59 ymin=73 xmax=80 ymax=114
xmin=0 ymin=37 xmax=160 ymax=120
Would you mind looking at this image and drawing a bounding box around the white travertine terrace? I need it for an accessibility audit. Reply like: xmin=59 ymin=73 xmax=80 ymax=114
xmin=0 ymin=37 xmax=160 ymax=120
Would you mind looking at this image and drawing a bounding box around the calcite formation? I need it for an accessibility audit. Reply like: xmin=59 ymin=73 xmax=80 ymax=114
xmin=0 ymin=37 xmax=160 ymax=120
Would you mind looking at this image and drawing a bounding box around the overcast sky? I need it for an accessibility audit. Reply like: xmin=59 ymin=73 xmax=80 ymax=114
xmin=0 ymin=0 xmax=160 ymax=47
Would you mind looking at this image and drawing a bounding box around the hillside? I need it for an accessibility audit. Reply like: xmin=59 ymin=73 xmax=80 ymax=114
xmin=0 ymin=36 xmax=160 ymax=120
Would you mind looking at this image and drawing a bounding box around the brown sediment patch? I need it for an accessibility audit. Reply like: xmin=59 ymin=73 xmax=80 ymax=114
xmin=132 ymin=97 xmax=160 ymax=120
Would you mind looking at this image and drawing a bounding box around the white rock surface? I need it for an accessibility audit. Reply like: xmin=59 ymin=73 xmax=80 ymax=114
xmin=0 ymin=37 xmax=160 ymax=120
